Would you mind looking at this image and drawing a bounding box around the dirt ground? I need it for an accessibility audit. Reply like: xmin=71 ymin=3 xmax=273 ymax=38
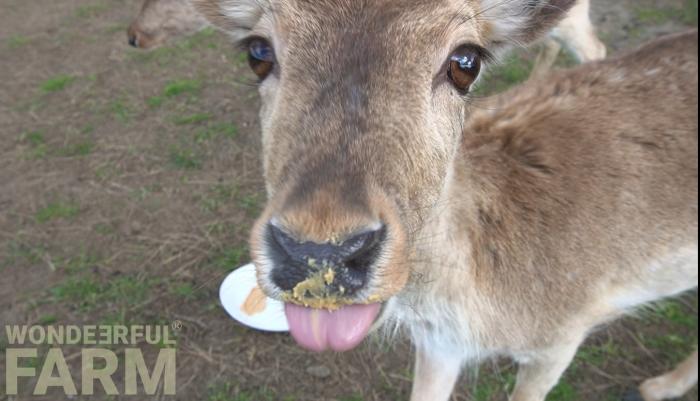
xmin=0 ymin=0 xmax=697 ymax=400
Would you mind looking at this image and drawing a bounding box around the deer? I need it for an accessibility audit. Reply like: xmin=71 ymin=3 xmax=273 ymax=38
xmin=190 ymin=0 xmax=698 ymax=399
xmin=127 ymin=0 xmax=209 ymax=49
xmin=128 ymin=0 xmax=606 ymax=75
xmin=531 ymin=0 xmax=606 ymax=77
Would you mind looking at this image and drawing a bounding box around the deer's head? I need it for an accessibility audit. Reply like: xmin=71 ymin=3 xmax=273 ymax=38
xmin=194 ymin=0 xmax=574 ymax=351
xmin=128 ymin=0 xmax=209 ymax=49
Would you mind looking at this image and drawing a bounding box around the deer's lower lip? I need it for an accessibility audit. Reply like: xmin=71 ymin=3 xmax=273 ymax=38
xmin=284 ymin=303 xmax=381 ymax=352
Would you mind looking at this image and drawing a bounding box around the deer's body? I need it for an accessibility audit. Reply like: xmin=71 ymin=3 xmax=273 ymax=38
xmin=189 ymin=0 xmax=698 ymax=399
xmin=392 ymin=30 xmax=698 ymax=401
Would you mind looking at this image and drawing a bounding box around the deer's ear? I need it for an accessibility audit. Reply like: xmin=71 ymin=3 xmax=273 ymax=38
xmin=190 ymin=0 xmax=267 ymax=40
xmin=479 ymin=0 xmax=576 ymax=46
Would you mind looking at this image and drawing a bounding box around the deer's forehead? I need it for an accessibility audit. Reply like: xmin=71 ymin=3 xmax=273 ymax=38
xmin=274 ymin=0 xmax=481 ymax=45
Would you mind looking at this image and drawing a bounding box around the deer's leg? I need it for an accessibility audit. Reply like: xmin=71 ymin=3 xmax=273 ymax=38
xmin=510 ymin=338 xmax=584 ymax=401
xmin=410 ymin=347 xmax=463 ymax=401
xmin=552 ymin=0 xmax=606 ymax=63
xmin=640 ymin=350 xmax=698 ymax=401
xmin=531 ymin=39 xmax=563 ymax=78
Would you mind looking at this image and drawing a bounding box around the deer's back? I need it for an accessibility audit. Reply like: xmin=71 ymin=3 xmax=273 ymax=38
xmin=455 ymin=30 xmax=698 ymax=344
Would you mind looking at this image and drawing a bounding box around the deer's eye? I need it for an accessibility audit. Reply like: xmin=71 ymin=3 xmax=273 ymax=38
xmin=248 ymin=38 xmax=275 ymax=80
xmin=447 ymin=46 xmax=482 ymax=92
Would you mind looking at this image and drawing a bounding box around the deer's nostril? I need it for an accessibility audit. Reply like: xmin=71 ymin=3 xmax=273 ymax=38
xmin=267 ymin=223 xmax=387 ymax=296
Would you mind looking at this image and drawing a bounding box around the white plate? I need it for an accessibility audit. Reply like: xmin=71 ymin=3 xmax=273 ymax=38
xmin=220 ymin=264 xmax=289 ymax=332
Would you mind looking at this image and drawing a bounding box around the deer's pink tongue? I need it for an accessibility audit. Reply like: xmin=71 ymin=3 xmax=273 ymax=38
xmin=284 ymin=303 xmax=381 ymax=352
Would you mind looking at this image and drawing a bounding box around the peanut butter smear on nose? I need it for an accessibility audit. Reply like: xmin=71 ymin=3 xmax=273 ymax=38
xmin=241 ymin=287 xmax=267 ymax=316
xmin=281 ymin=266 xmax=381 ymax=311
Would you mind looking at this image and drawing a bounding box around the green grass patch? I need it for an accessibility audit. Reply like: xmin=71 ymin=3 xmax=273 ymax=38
xmin=40 ymin=75 xmax=75 ymax=93
xmin=238 ymin=192 xmax=264 ymax=217
xmin=474 ymin=55 xmax=532 ymax=97
xmin=684 ymin=0 xmax=699 ymax=25
xmin=635 ymin=1 xmax=698 ymax=26
xmin=56 ymin=251 xmax=100 ymax=274
xmin=172 ymin=282 xmax=197 ymax=300
xmin=52 ymin=275 xmax=151 ymax=311
xmin=212 ymin=246 xmax=249 ymax=272
xmin=147 ymin=96 xmax=165 ymax=108
xmin=574 ymin=340 xmax=622 ymax=368
xmin=2 ymin=241 xmax=46 ymax=269
xmin=636 ymin=7 xmax=678 ymax=24
xmin=164 ymin=79 xmax=202 ymax=98
xmin=110 ymin=100 xmax=132 ymax=123
xmin=19 ymin=131 xmax=48 ymax=158
xmin=471 ymin=371 xmax=515 ymax=401
xmin=195 ymin=122 xmax=238 ymax=143
xmin=650 ymin=299 xmax=698 ymax=328
xmin=59 ymin=141 xmax=94 ymax=157
xmin=7 ymin=35 xmax=30 ymax=49
xmin=339 ymin=395 xmax=364 ymax=401
xmin=174 ymin=113 xmax=212 ymax=126
xmin=75 ymin=3 xmax=108 ymax=18
xmin=36 ymin=201 xmax=80 ymax=223
xmin=200 ymin=183 xmax=238 ymax=212
xmin=169 ymin=146 xmax=202 ymax=170
xmin=51 ymin=277 xmax=101 ymax=309
xmin=103 ymin=276 xmax=150 ymax=305
xmin=547 ymin=381 xmax=577 ymax=401
xmin=38 ymin=315 xmax=58 ymax=325
xmin=207 ymin=383 xmax=277 ymax=401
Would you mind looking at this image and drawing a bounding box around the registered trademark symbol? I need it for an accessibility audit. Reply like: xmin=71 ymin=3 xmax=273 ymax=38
xmin=171 ymin=320 xmax=183 ymax=331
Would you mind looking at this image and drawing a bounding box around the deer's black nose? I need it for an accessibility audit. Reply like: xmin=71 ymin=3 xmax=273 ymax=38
xmin=267 ymin=223 xmax=386 ymax=297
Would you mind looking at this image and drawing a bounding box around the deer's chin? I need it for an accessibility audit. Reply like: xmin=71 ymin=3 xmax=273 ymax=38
xmin=284 ymin=303 xmax=382 ymax=352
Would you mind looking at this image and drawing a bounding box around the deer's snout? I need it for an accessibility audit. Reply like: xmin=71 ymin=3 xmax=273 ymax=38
xmin=267 ymin=223 xmax=386 ymax=298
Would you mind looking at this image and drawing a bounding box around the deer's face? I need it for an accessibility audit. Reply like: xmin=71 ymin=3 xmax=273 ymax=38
xmin=195 ymin=0 xmax=573 ymax=351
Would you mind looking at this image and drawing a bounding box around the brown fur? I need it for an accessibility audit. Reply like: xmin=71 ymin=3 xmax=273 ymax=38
xmin=191 ymin=0 xmax=698 ymax=399
xmin=128 ymin=0 xmax=209 ymax=49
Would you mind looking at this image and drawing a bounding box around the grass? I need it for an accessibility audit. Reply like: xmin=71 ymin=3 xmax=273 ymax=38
xmin=470 ymin=371 xmax=515 ymax=401
xmin=59 ymin=140 xmax=94 ymax=157
xmin=200 ymin=183 xmax=238 ymax=213
xmin=164 ymin=79 xmax=202 ymax=98
xmin=207 ymin=383 xmax=278 ymax=401
xmin=147 ymin=95 xmax=165 ymax=108
xmin=35 ymin=201 xmax=80 ymax=223
xmin=339 ymin=395 xmax=364 ymax=401
xmin=19 ymin=131 xmax=48 ymax=158
xmin=2 ymin=241 xmax=46 ymax=269
xmin=194 ymin=122 xmax=238 ymax=143
xmin=37 ymin=314 xmax=58 ymax=325
xmin=56 ymin=251 xmax=101 ymax=274
xmin=169 ymin=146 xmax=202 ymax=170
xmin=7 ymin=35 xmax=30 ymax=49
xmin=212 ymin=246 xmax=249 ymax=272
xmin=75 ymin=3 xmax=108 ymax=19
xmin=174 ymin=113 xmax=212 ymax=126
xmin=40 ymin=75 xmax=75 ymax=93
xmin=51 ymin=275 xmax=151 ymax=312
xmin=475 ymin=54 xmax=532 ymax=96
xmin=172 ymin=282 xmax=197 ymax=300
xmin=238 ymin=192 xmax=263 ymax=217
xmin=51 ymin=277 xmax=101 ymax=309
xmin=547 ymin=381 xmax=578 ymax=401
xmin=635 ymin=0 xmax=699 ymax=26
xmin=110 ymin=99 xmax=132 ymax=123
